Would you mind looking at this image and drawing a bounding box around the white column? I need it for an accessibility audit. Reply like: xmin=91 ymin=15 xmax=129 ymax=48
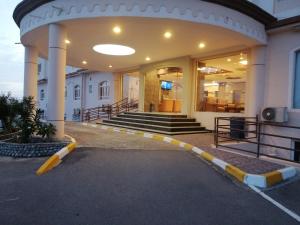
xmin=246 ymin=46 xmax=266 ymax=117
xmin=47 ymin=24 xmax=67 ymax=139
xmin=138 ymin=73 xmax=145 ymax=112
xmin=23 ymin=46 xmax=38 ymax=100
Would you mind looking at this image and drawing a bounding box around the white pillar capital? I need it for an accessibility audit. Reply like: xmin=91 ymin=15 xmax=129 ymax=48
xmin=23 ymin=45 xmax=38 ymax=100
xmin=47 ymin=23 xmax=67 ymax=139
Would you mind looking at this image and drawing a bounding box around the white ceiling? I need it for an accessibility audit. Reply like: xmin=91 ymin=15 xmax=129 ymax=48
xmin=21 ymin=17 xmax=259 ymax=72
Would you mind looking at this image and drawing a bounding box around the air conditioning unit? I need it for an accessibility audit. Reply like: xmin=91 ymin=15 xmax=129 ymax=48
xmin=262 ymin=107 xmax=288 ymax=123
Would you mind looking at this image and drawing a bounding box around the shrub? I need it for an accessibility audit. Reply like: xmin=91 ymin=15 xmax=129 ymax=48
xmin=16 ymin=97 xmax=56 ymax=143
xmin=0 ymin=94 xmax=22 ymax=132
xmin=15 ymin=97 xmax=37 ymax=143
xmin=36 ymin=123 xmax=57 ymax=140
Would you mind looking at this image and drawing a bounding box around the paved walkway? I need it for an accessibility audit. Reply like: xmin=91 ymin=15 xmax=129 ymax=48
xmin=1 ymin=148 xmax=299 ymax=225
xmin=66 ymin=123 xmax=285 ymax=174
xmin=65 ymin=122 xmax=181 ymax=151
xmin=175 ymin=133 xmax=284 ymax=174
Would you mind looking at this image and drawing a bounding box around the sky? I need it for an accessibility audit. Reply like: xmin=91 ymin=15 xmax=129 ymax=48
xmin=0 ymin=1 xmax=24 ymax=98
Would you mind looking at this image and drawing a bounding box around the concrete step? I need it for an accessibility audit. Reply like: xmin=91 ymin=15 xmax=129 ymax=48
xmin=110 ymin=117 xmax=201 ymax=127
xmin=123 ymin=112 xmax=188 ymax=118
xmin=102 ymin=119 xmax=206 ymax=132
xmin=99 ymin=122 xmax=210 ymax=135
xmin=117 ymin=114 xmax=196 ymax=122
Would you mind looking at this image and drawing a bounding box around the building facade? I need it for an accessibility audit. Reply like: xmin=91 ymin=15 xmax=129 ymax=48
xmin=13 ymin=0 xmax=300 ymax=160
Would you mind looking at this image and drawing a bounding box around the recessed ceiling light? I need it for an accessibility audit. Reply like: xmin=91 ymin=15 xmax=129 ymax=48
xmin=82 ymin=61 xmax=87 ymax=65
xmin=109 ymin=65 xmax=113 ymax=68
xmin=198 ymin=42 xmax=206 ymax=49
xmin=113 ymin=26 xmax=121 ymax=34
xmin=146 ymin=57 xmax=151 ymax=61
xmin=93 ymin=44 xmax=136 ymax=56
xmin=65 ymin=39 xmax=71 ymax=44
xmin=164 ymin=31 xmax=172 ymax=39
xmin=227 ymin=58 xmax=232 ymax=62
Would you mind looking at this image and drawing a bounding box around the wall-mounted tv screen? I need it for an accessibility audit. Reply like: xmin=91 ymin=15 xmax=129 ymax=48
xmin=161 ymin=81 xmax=173 ymax=90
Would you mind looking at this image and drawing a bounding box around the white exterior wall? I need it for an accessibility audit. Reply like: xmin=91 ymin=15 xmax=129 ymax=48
xmin=83 ymin=72 xmax=115 ymax=109
xmin=37 ymin=58 xmax=115 ymax=121
xmin=65 ymin=75 xmax=82 ymax=121
xmin=262 ymin=29 xmax=300 ymax=160
xmin=37 ymin=82 xmax=48 ymax=118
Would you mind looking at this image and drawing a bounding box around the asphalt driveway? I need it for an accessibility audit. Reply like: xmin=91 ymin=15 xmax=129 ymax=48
xmin=0 ymin=148 xmax=299 ymax=225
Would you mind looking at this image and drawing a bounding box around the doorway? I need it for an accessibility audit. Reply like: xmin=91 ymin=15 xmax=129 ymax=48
xmin=144 ymin=67 xmax=183 ymax=113
xmin=122 ymin=72 xmax=140 ymax=103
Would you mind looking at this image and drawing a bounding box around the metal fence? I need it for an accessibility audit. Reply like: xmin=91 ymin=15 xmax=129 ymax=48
xmin=215 ymin=116 xmax=300 ymax=163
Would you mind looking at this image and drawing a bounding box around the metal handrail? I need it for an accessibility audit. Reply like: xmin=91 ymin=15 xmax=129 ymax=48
xmin=82 ymin=98 xmax=139 ymax=122
xmin=215 ymin=116 xmax=300 ymax=163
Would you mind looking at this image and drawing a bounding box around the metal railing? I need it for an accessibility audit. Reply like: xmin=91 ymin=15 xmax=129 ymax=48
xmin=215 ymin=116 xmax=300 ymax=163
xmin=82 ymin=97 xmax=139 ymax=122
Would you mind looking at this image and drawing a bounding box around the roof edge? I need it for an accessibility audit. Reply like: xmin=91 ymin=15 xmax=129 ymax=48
xmin=13 ymin=0 xmax=54 ymax=27
xmin=13 ymin=0 xmax=278 ymax=27
xmin=202 ymin=0 xmax=277 ymax=25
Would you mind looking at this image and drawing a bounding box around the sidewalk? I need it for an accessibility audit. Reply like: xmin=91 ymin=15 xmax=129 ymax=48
xmin=175 ymin=133 xmax=287 ymax=174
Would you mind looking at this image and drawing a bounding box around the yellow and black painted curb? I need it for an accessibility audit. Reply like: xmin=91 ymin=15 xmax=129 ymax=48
xmin=82 ymin=123 xmax=297 ymax=188
xmin=36 ymin=135 xmax=77 ymax=176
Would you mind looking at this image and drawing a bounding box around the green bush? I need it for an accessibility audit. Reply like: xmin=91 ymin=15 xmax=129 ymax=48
xmin=0 ymin=94 xmax=22 ymax=132
xmin=0 ymin=95 xmax=57 ymax=143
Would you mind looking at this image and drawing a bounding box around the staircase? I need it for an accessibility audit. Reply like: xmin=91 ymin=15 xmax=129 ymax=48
xmin=100 ymin=112 xmax=208 ymax=135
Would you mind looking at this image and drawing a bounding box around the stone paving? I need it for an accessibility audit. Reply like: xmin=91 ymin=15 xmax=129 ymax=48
xmin=66 ymin=122 xmax=285 ymax=174
xmin=65 ymin=122 xmax=181 ymax=151
xmin=175 ymin=133 xmax=284 ymax=174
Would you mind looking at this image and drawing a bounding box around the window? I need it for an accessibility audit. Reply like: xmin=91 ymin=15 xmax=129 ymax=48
xmin=99 ymin=81 xmax=110 ymax=100
xmin=293 ymin=50 xmax=300 ymax=109
xmin=74 ymin=85 xmax=81 ymax=100
xmin=38 ymin=64 xmax=42 ymax=75
xmin=40 ymin=89 xmax=45 ymax=101
xmin=195 ymin=53 xmax=248 ymax=113
xmin=89 ymin=84 xmax=93 ymax=94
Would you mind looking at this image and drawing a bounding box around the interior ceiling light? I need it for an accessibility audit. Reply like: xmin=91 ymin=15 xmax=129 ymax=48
xmin=227 ymin=58 xmax=232 ymax=62
xmin=65 ymin=39 xmax=71 ymax=44
xmin=93 ymin=44 xmax=136 ymax=56
xmin=198 ymin=42 xmax=206 ymax=49
xmin=197 ymin=66 xmax=220 ymax=74
xmin=146 ymin=57 xmax=151 ymax=61
xmin=82 ymin=61 xmax=87 ymax=65
xmin=113 ymin=26 xmax=121 ymax=34
xmin=164 ymin=31 xmax=172 ymax=39
xmin=109 ymin=65 xmax=113 ymax=68
xmin=239 ymin=60 xmax=248 ymax=65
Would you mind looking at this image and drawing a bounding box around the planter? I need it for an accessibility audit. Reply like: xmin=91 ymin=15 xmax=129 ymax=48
xmin=0 ymin=141 xmax=69 ymax=158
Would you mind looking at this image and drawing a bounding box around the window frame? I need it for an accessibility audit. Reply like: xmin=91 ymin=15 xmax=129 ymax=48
xmin=74 ymin=85 xmax=81 ymax=101
xmin=194 ymin=52 xmax=248 ymax=114
xmin=40 ymin=89 xmax=45 ymax=101
xmin=291 ymin=49 xmax=300 ymax=111
xmin=98 ymin=81 xmax=110 ymax=100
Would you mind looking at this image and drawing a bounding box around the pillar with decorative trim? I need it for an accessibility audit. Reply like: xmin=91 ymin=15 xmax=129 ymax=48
xmin=23 ymin=46 xmax=38 ymax=100
xmin=47 ymin=24 xmax=67 ymax=139
xmin=247 ymin=46 xmax=266 ymax=118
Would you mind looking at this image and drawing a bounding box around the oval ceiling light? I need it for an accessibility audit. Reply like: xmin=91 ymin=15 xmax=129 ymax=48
xmin=93 ymin=44 xmax=135 ymax=56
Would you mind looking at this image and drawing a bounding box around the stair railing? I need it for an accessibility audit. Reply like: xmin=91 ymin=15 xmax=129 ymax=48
xmin=82 ymin=97 xmax=139 ymax=122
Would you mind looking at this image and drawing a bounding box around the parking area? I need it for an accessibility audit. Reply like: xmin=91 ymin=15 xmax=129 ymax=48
xmin=1 ymin=148 xmax=299 ymax=225
xmin=1 ymin=122 xmax=299 ymax=225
